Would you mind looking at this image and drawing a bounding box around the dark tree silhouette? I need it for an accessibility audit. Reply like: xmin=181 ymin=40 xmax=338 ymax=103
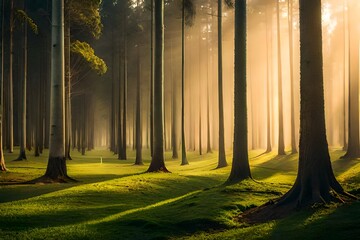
xmin=147 ymin=0 xmax=169 ymax=172
xmin=228 ymin=0 xmax=251 ymax=183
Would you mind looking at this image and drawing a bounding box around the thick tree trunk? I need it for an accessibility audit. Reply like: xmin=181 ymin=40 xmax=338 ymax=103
xmin=242 ymin=0 xmax=356 ymax=222
xmin=36 ymin=0 xmax=73 ymax=182
xmin=217 ymin=0 xmax=227 ymax=168
xmin=181 ymin=0 xmax=188 ymax=165
xmin=228 ymin=0 xmax=251 ymax=182
xmin=147 ymin=0 xmax=169 ymax=172
xmin=277 ymin=0 xmax=285 ymax=156
xmin=342 ymin=0 xmax=347 ymax=151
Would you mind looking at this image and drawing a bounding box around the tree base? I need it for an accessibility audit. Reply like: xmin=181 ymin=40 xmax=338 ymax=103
xmin=13 ymin=150 xmax=27 ymax=161
xmin=26 ymin=175 xmax=77 ymax=184
xmin=239 ymin=184 xmax=357 ymax=223
xmin=146 ymin=166 xmax=170 ymax=173
xmin=216 ymin=162 xmax=228 ymax=169
xmin=340 ymin=152 xmax=360 ymax=159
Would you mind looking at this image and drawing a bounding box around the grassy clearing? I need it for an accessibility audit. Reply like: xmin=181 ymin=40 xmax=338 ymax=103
xmin=0 ymin=147 xmax=359 ymax=240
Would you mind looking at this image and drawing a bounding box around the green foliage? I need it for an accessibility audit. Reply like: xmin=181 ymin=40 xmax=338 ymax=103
xmin=68 ymin=0 xmax=103 ymax=38
xmin=15 ymin=10 xmax=39 ymax=34
xmin=71 ymin=40 xmax=107 ymax=75
xmin=224 ymin=0 xmax=234 ymax=8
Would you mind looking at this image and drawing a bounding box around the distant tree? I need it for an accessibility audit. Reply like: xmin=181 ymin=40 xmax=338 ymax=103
xmin=342 ymin=0 xmax=360 ymax=159
xmin=227 ymin=0 xmax=251 ymax=182
xmin=276 ymin=0 xmax=285 ymax=156
xmin=216 ymin=0 xmax=227 ymax=168
xmin=135 ymin=46 xmax=143 ymax=165
xmin=147 ymin=0 xmax=168 ymax=172
xmin=0 ymin=0 xmax=7 ymax=171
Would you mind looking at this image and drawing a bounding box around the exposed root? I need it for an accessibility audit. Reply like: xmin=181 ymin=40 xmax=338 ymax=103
xmin=26 ymin=175 xmax=77 ymax=184
xmin=146 ymin=166 xmax=171 ymax=173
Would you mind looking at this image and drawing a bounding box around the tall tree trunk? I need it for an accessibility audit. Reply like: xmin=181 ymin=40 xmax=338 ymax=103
xmin=150 ymin=0 xmax=154 ymax=158
xmin=277 ymin=0 xmax=285 ymax=156
xmin=228 ymin=0 xmax=251 ymax=182
xmin=147 ymin=0 xmax=168 ymax=172
xmin=342 ymin=0 xmax=360 ymax=159
xmin=181 ymin=0 xmax=188 ymax=165
xmin=8 ymin=0 xmax=13 ymax=153
xmin=288 ymin=0 xmax=297 ymax=154
xmin=121 ymin=20 xmax=127 ymax=160
xmin=117 ymin=40 xmax=123 ymax=160
xmin=265 ymin=3 xmax=272 ymax=153
xmin=110 ymin=30 xmax=116 ymax=153
xmin=17 ymin=14 xmax=27 ymax=161
xmin=206 ymin=22 xmax=212 ymax=154
xmin=217 ymin=0 xmax=227 ymax=168
xmin=64 ymin=3 xmax=72 ymax=160
xmin=342 ymin=0 xmax=347 ymax=151
xmin=41 ymin=0 xmax=73 ymax=182
xmin=0 ymin=0 xmax=6 ymax=171
xmin=170 ymin=40 xmax=178 ymax=159
xmin=135 ymin=47 xmax=143 ymax=165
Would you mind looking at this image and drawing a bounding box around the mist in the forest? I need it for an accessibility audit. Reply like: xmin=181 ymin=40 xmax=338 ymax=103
xmin=91 ymin=0 xmax=359 ymax=153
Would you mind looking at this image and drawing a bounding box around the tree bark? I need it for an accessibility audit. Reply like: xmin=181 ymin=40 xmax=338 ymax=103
xmin=217 ymin=0 xmax=227 ymax=168
xmin=0 ymin=0 xmax=7 ymax=171
xmin=8 ymin=0 xmax=13 ymax=153
xmin=288 ymin=0 xmax=297 ymax=154
xmin=228 ymin=0 xmax=251 ymax=182
xmin=342 ymin=0 xmax=360 ymax=159
xmin=147 ymin=0 xmax=169 ymax=172
xmin=181 ymin=0 xmax=188 ymax=165
xmin=135 ymin=47 xmax=143 ymax=165
xmin=41 ymin=0 xmax=73 ymax=182
xmin=277 ymin=0 xmax=285 ymax=156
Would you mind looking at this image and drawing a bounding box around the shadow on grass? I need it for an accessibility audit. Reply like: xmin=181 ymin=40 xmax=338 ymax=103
xmin=269 ymin=202 xmax=360 ymax=240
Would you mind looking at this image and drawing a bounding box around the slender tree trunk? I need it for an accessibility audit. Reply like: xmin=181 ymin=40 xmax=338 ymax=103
xmin=150 ymin=0 xmax=154 ymax=158
xmin=228 ymin=0 xmax=251 ymax=182
xmin=16 ymin=12 xmax=27 ymax=160
xmin=206 ymin=23 xmax=212 ymax=154
xmin=117 ymin=40 xmax=123 ymax=160
xmin=217 ymin=0 xmax=227 ymax=168
xmin=110 ymin=30 xmax=116 ymax=153
xmin=8 ymin=0 xmax=13 ymax=153
xmin=147 ymin=0 xmax=168 ymax=172
xmin=342 ymin=0 xmax=347 ymax=151
xmin=64 ymin=3 xmax=72 ymax=160
xmin=181 ymin=0 xmax=188 ymax=165
xmin=41 ymin=0 xmax=73 ymax=182
xmin=135 ymin=47 xmax=143 ymax=165
xmin=342 ymin=0 xmax=360 ymax=159
xmin=288 ymin=0 xmax=297 ymax=154
xmin=121 ymin=22 xmax=127 ymax=160
xmin=0 ymin=0 xmax=6 ymax=171
xmin=170 ymin=41 xmax=178 ymax=159
xmin=277 ymin=0 xmax=285 ymax=156
xmin=265 ymin=3 xmax=272 ymax=153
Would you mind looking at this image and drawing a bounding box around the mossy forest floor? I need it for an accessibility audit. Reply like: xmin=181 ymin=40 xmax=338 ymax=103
xmin=0 ymin=147 xmax=360 ymax=240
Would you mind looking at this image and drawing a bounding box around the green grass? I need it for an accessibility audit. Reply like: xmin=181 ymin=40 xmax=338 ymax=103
xmin=0 ymin=147 xmax=359 ymax=240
